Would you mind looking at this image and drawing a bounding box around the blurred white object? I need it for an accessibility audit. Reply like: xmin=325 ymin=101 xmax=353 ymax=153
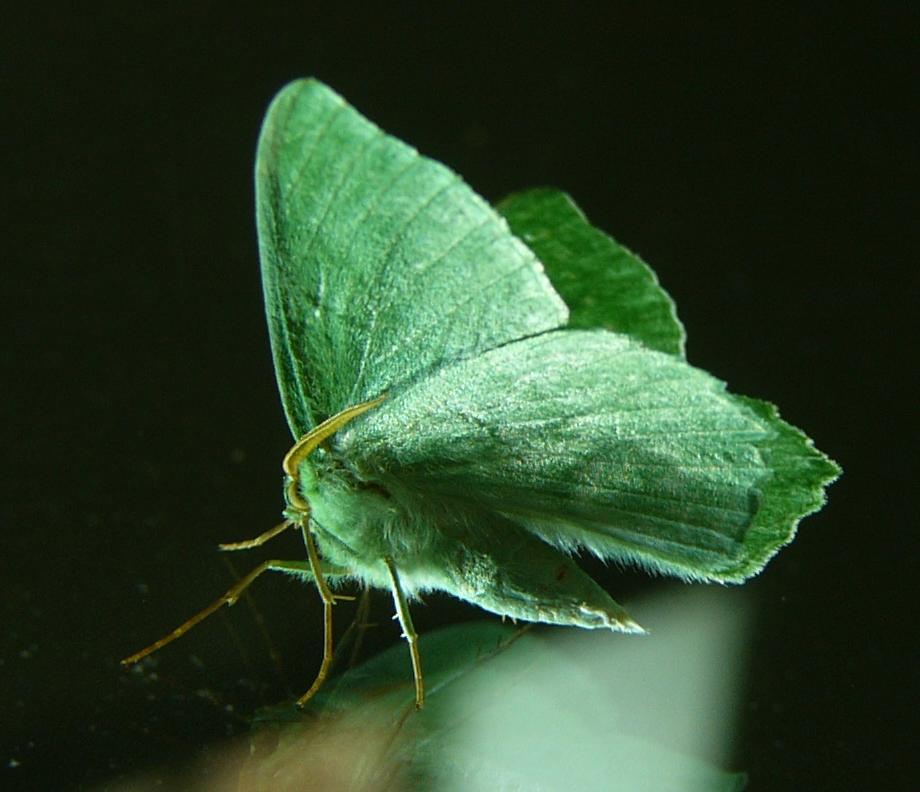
xmin=106 ymin=584 xmax=749 ymax=791
xmin=438 ymin=584 xmax=749 ymax=791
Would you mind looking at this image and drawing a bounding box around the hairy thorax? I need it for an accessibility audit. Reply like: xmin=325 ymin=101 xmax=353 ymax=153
xmin=289 ymin=449 xmax=450 ymax=593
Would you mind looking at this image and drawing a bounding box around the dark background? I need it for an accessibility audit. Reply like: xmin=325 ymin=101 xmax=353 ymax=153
xmin=4 ymin=4 xmax=916 ymax=790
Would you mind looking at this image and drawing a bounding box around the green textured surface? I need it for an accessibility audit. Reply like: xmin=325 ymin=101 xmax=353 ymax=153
xmin=256 ymin=78 xmax=840 ymax=628
xmin=257 ymin=80 xmax=567 ymax=436
xmin=498 ymin=188 xmax=686 ymax=356
xmin=345 ymin=330 xmax=838 ymax=583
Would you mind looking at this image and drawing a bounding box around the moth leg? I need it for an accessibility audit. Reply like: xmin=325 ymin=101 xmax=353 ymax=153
xmin=347 ymin=586 xmax=373 ymax=669
xmin=384 ymin=556 xmax=425 ymax=709
xmin=121 ymin=558 xmax=337 ymax=667
xmin=296 ymin=524 xmax=340 ymax=707
xmin=218 ymin=519 xmax=294 ymax=551
xmin=330 ymin=585 xmax=374 ymax=670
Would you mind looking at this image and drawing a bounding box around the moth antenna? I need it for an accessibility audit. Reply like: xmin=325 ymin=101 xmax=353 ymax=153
xmin=283 ymin=393 xmax=387 ymax=478
xmin=284 ymin=395 xmax=386 ymax=518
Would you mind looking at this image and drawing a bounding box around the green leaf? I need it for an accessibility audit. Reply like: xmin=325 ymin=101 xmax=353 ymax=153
xmin=344 ymin=330 xmax=839 ymax=583
xmin=498 ymin=188 xmax=685 ymax=356
xmin=256 ymin=80 xmax=567 ymax=436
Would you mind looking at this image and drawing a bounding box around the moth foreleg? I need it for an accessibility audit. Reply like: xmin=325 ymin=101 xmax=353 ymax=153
xmin=218 ymin=519 xmax=294 ymax=551
xmin=121 ymin=557 xmax=334 ymax=667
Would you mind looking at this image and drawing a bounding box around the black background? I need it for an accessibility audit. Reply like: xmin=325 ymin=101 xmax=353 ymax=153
xmin=4 ymin=4 xmax=916 ymax=790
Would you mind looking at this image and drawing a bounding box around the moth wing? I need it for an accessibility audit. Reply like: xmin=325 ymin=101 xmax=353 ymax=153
xmin=417 ymin=505 xmax=642 ymax=631
xmin=341 ymin=330 xmax=840 ymax=583
xmin=256 ymin=79 xmax=567 ymax=436
xmin=498 ymin=188 xmax=686 ymax=356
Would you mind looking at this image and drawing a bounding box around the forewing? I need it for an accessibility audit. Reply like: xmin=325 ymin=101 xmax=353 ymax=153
xmin=498 ymin=189 xmax=685 ymax=356
xmin=256 ymin=80 xmax=568 ymax=436
xmin=341 ymin=330 xmax=839 ymax=583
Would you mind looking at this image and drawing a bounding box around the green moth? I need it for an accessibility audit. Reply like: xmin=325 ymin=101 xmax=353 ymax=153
xmin=124 ymin=79 xmax=840 ymax=709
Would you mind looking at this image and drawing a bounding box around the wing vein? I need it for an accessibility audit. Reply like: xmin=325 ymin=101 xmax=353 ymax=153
xmin=296 ymin=126 xmax=386 ymax=276
xmin=282 ymin=102 xmax=348 ymax=204
xmin=351 ymin=175 xmax=462 ymax=398
xmin=372 ymin=217 xmax=499 ymax=374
